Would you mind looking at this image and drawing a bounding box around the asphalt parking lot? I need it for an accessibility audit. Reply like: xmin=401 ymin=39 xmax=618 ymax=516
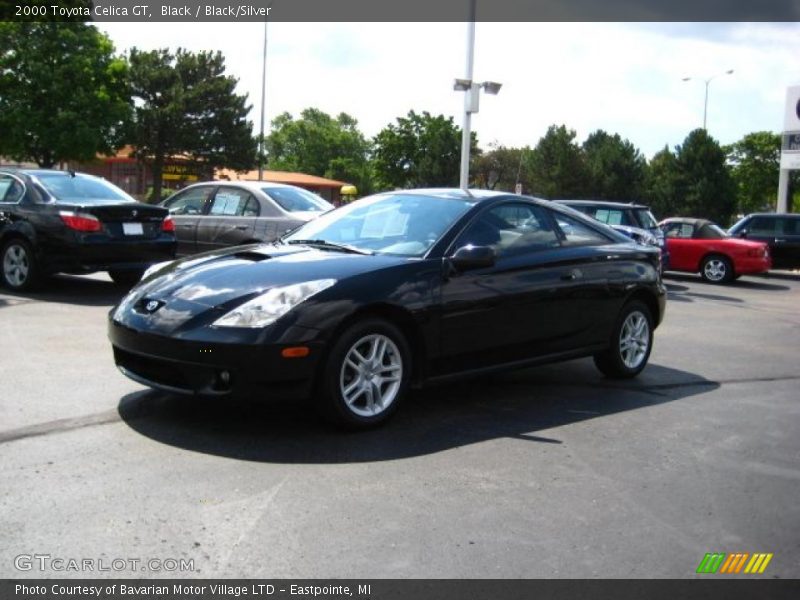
xmin=1 ymin=270 xmax=799 ymax=579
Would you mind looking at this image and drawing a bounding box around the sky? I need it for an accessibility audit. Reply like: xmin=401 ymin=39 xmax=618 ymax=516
xmin=96 ymin=22 xmax=800 ymax=159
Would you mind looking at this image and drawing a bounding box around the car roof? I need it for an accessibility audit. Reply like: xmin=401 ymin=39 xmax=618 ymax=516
xmin=554 ymin=199 xmax=650 ymax=210
xmin=743 ymin=212 xmax=800 ymax=218
xmin=660 ymin=217 xmax=713 ymax=227
xmin=186 ymin=180 xmax=311 ymax=191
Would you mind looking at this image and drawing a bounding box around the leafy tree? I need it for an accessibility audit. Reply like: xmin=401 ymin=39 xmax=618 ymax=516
xmin=127 ymin=48 xmax=256 ymax=201
xmin=525 ymin=125 xmax=589 ymax=199
xmin=725 ymin=131 xmax=781 ymax=214
xmin=675 ymin=129 xmax=736 ymax=224
xmin=266 ymin=108 xmax=373 ymax=194
xmin=582 ymin=130 xmax=647 ymax=200
xmin=372 ymin=111 xmax=476 ymax=189
xmin=644 ymin=146 xmax=681 ymax=219
xmin=472 ymin=144 xmax=528 ymax=191
xmin=0 ymin=21 xmax=130 ymax=167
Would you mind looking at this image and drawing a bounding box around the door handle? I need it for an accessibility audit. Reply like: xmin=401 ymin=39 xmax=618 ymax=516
xmin=235 ymin=225 xmax=248 ymax=230
xmin=561 ymin=269 xmax=582 ymax=281
xmin=775 ymin=238 xmax=787 ymax=243
xmin=178 ymin=224 xmax=194 ymax=228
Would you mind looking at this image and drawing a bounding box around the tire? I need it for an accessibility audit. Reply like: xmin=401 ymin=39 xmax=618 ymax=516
xmin=593 ymin=300 xmax=654 ymax=379
xmin=700 ymin=255 xmax=734 ymax=284
xmin=1 ymin=238 xmax=42 ymax=291
xmin=317 ymin=318 xmax=411 ymax=429
xmin=109 ymin=269 xmax=145 ymax=287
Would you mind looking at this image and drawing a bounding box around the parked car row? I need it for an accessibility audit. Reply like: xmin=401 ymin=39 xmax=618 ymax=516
xmin=554 ymin=199 xmax=800 ymax=284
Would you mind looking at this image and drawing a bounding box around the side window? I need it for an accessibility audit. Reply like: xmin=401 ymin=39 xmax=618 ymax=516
xmin=209 ymin=187 xmax=254 ymax=216
xmin=242 ymin=196 xmax=260 ymax=217
xmin=593 ymin=208 xmax=629 ymax=226
xmin=553 ymin=213 xmax=613 ymax=247
xmin=785 ymin=218 xmax=800 ymax=235
xmin=165 ymin=187 xmax=213 ymax=215
xmin=0 ymin=175 xmax=24 ymax=203
xmin=663 ymin=223 xmax=693 ymax=239
xmin=455 ymin=203 xmax=559 ymax=257
xmin=748 ymin=217 xmax=777 ymax=235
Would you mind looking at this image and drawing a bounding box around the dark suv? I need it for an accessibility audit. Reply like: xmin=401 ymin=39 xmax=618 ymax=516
xmin=729 ymin=213 xmax=800 ymax=270
xmin=554 ymin=200 xmax=667 ymax=268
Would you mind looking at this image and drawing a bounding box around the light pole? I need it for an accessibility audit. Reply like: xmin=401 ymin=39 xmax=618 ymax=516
xmin=682 ymin=69 xmax=734 ymax=130
xmin=454 ymin=3 xmax=501 ymax=190
xmin=257 ymin=7 xmax=274 ymax=181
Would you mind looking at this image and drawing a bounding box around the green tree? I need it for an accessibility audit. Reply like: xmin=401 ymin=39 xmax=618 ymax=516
xmin=582 ymin=130 xmax=647 ymax=200
xmin=525 ymin=125 xmax=589 ymax=199
xmin=725 ymin=131 xmax=781 ymax=214
xmin=372 ymin=111 xmax=476 ymax=189
xmin=675 ymin=129 xmax=736 ymax=224
xmin=0 ymin=21 xmax=130 ymax=167
xmin=266 ymin=108 xmax=373 ymax=194
xmin=127 ymin=48 xmax=257 ymax=201
xmin=644 ymin=146 xmax=681 ymax=219
xmin=473 ymin=144 xmax=528 ymax=191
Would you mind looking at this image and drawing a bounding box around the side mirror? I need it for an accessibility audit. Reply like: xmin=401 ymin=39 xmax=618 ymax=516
xmin=450 ymin=245 xmax=496 ymax=271
xmin=736 ymin=229 xmax=748 ymax=238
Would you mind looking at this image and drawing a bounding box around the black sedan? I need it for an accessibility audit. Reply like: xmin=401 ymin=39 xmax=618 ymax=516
xmin=109 ymin=189 xmax=666 ymax=428
xmin=0 ymin=169 xmax=176 ymax=290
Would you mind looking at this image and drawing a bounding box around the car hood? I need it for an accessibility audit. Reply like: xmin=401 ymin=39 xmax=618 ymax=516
xmin=128 ymin=243 xmax=409 ymax=309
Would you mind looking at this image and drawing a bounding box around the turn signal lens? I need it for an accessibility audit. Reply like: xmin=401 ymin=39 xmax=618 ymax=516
xmin=162 ymin=216 xmax=175 ymax=232
xmin=281 ymin=346 xmax=310 ymax=358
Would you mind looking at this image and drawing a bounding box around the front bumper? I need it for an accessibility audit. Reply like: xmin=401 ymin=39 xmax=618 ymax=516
xmin=108 ymin=319 xmax=324 ymax=400
xmin=734 ymin=256 xmax=771 ymax=275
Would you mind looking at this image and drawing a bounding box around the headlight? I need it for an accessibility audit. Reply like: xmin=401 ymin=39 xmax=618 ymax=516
xmin=213 ymin=279 xmax=336 ymax=328
xmin=143 ymin=260 xmax=173 ymax=280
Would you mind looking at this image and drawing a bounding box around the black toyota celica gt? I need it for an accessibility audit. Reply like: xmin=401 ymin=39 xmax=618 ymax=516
xmin=109 ymin=189 xmax=666 ymax=428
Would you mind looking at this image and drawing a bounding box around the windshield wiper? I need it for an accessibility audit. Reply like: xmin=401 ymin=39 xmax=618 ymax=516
xmin=286 ymin=239 xmax=373 ymax=255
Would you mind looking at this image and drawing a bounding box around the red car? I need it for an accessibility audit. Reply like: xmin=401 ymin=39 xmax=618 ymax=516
xmin=659 ymin=218 xmax=770 ymax=283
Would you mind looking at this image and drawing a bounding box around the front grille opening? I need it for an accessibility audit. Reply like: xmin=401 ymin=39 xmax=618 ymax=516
xmin=114 ymin=347 xmax=190 ymax=390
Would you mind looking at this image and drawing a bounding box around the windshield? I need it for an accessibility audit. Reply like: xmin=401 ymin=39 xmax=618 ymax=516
xmin=264 ymin=187 xmax=333 ymax=213
xmin=34 ymin=173 xmax=133 ymax=204
xmin=284 ymin=193 xmax=473 ymax=257
xmin=635 ymin=209 xmax=659 ymax=230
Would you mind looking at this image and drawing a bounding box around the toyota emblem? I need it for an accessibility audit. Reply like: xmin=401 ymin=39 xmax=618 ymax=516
xmin=132 ymin=209 xmax=138 ymax=217
xmin=145 ymin=300 xmax=160 ymax=312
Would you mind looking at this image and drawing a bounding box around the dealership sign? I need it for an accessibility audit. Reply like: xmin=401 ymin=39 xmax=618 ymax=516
xmin=780 ymin=85 xmax=800 ymax=170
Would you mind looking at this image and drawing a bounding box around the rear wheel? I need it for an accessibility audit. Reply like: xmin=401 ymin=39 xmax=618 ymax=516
xmin=1 ymin=238 xmax=42 ymax=291
xmin=318 ymin=318 xmax=411 ymax=429
xmin=109 ymin=269 xmax=145 ymax=287
xmin=594 ymin=300 xmax=653 ymax=379
xmin=700 ymin=255 xmax=733 ymax=284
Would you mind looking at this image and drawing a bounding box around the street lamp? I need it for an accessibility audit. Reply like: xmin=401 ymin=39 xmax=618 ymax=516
xmin=682 ymin=69 xmax=734 ymax=130
xmin=454 ymin=77 xmax=502 ymax=190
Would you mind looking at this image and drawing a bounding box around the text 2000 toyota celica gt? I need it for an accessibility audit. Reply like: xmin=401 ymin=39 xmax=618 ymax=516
xmin=109 ymin=189 xmax=666 ymax=428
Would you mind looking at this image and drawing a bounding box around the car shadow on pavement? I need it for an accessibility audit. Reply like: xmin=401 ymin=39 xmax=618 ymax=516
xmin=117 ymin=360 xmax=718 ymax=464
xmin=663 ymin=272 xmax=790 ymax=292
xmin=0 ymin=274 xmax=128 ymax=307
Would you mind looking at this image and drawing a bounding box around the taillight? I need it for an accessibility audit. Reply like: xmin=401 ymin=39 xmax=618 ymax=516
xmin=162 ymin=216 xmax=175 ymax=232
xmin=59 ymin=211 xmax=102 ymax=232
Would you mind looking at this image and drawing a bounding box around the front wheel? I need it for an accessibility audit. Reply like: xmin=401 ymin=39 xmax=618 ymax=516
xmin=1 ymin=238 xmax=42 ymax=291
xmin=594 ymin=301 xmax=654 ymax=379
xmin=318 ymin=318 xmax=411 ymax=429
xmin=701 ymin=255 xmax=734 ymax=284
